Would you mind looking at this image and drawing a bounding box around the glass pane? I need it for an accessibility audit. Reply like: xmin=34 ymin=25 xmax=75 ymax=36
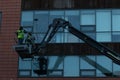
xmin=53 ymin=32 xmax=64 ymax=43
xmin=21 ymin=11 xmax=33 ymax=26
xmin=80 ymin=25 xmax=95 ymax=32
xmin=80 ymin=56 xmax=96 ymax=69
xmin=67 ymin=33 xmax=79 ymax=43
xmin=65 ymin=10 xmax=79 ymax=16
xmin=65 ymin=10 xmax=80 ymax=30
xmin=23 ymin=27 xmax=32 ymax=32
xmin=33 ymin=33 xmax=46 ymax=43
xmin=81 ymin=11 xmax=95 ymax=25
xmin=19 ymin=70 xmax=31 ymax=76
xmin=48 ymin=56 xmax=63 ymax=70
xmin=80 ymin=70 xmax=96 ymax=77
xmin=49 ymin=11 xmax=64 ymax=23
xmin=96 ymin=11 xmax=111 ymax=31
xmin=96 ymin=32 xmax=111 ymax=42
xmin=112 ymin=32 xmax=120 ymax=42
xmin=112 ymin=9 xmax=120 ymax=15
xmin=19 ymin=58 xmax=31 ymax=69
xmin=49 ymin=11 xmax=64 ymax=32
xmin=34 ymin=11 xmax=49 ymax=33
xmin=64 ymin=56 xmax=79 ymax=77
xmin=96 ymin=56 xmax=112 ymax=77
xmin=48 ymin=70 xmax=63 ymax=77
xmin=84 ymin=32 xmax=96 ymax=40
xmin=112 ymin=15 xmax=120 ymax=31
xmin=113 ymin=63 xmax=120 ymax=77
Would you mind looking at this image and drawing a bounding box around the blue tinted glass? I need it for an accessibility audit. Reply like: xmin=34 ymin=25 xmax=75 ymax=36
xmin=21 ymin=11 xmax=33 ymax=26
xmin=80 ymin=56 xmax=96 ymax=69
xmin=49 ymin=11 xmax=64 ymax=23
xmin=48 ymin=56 xmax=63 ymax=69
xmin=112 ymin=9 xmax=120 ymax=14
xmin=33 ymin=33 xmax=46 ymax=43
xmin=64 ymin=56 xmax=79 ymax=77
xmin=67 ymin=33 xmax=79 ymax=43
xmin=84 ymin=32 xmax=96 ymax=40
xmin=112 ymin=32 xmax=120 ymax=42
xmin=96 ymin=56 xmax=112 ymax=77
xmin=34 ymin=11 xmax=49 ymax=33
xmin=80 ymin=25 xmax=95 ymax=32
xmin=113 ymin=63 xmax=120 ymax=76
xmin=81 ymin=14 xmax=95 ymax=25
xmin=96 ymin=11 xmax=111 ymax=31
xmin=81 ymin=70 xmax=96 ymax=77
xmin=65 ymin=10 xmax=79 ymax=15
xmin=48 ymin=71 xmax=63 ymax=76
xmin=81 ymin=10 xmax=95 ymax=14
xmin=65 ymin=10 xmax=80 ymax=30
xmin=67 ymin=16 xmax=80 ymax=30
xmin=19 ymin=58 xmax=31 ymax=69
xmin=54 ymin=33 xmax=64 ymax=43
xmin=96 ymin=32 xmax=111 ymax=42
xmin=49 ymin=11 xmax=64 ymax=32
xmin=19 ymin=71 xmax=31 ymax=76
xmin=112 ymin=15 xmax=120 ymax=31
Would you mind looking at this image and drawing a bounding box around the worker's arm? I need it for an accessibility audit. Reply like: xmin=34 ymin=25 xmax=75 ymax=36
xmin=24 ymin=30 xmax=28 ymax=33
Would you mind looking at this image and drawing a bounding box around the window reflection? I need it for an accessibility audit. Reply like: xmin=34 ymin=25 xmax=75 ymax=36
xmin=112 ymin=32 xmax=120 ymax=42
xmin=19 ymin=55 xmax=120 ymax=77
xmin=20 ymin=9 xmax=120 ymax=77
xmin=96 ymin=32 xmax=111 ymax=42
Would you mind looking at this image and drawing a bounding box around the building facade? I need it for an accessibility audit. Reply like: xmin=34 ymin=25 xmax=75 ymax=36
xmin=0 ymin=0 xmax=120 ymax=80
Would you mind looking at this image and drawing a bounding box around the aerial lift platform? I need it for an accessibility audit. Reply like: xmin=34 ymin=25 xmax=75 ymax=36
xmin=14 ymin=18 xmax=120 ymax=76
xmin=14 ymin=18 xmax=120 ymax=64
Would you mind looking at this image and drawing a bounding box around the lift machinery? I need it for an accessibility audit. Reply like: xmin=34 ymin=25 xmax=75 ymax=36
xmin=14 ymin=18 xmax=120 ymax=75
xmin=36 ymin=18 xmax=120 ymax=64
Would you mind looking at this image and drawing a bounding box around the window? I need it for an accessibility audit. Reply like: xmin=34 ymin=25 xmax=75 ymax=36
xmin=64 ymin=56 xmax=79 ymax=77
xmin=112 ymin=10 xmax=120 ymax=31
xmin=19 ymin=10 xmax=120 ymax=77
xmin=80 ymin=10 xmax=95 ymax=25
xmin=96 ymin=56 xmax=112 ymax=77
xmin=18 ymin=55 xmax=120 ymax=77
xmin=80 ymin=69 xmax=96 ymax=77
xmin=96 ymin=10 xmax=111 ymax=32
xmin=96 ymin=32 xmax=111 ymax=42
xmin=112 ymin=32 xmax=120 ymax=42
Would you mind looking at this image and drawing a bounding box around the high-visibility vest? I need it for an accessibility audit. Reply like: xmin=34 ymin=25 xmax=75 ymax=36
xmin=17 ymin=30 xmax=24 ymax=38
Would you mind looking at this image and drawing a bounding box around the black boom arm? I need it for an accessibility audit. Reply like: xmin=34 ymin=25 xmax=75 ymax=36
xmin=38 ymin=18 xmax=120 ymax=65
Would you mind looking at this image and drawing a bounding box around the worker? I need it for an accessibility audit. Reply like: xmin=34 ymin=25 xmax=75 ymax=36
xmin=16 ymin=27 xmax=27 ymax=44
xmin=25 ymin=32 xmax=35 ymax=46
xmin=25 ymin=32 xmax=35 ymax=53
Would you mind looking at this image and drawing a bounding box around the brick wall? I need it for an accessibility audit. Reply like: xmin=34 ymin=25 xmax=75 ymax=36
xmin=0 ymin=0 xmax=120 ymax=80
xmin=0 ymin=0 xmax=21 ymax=80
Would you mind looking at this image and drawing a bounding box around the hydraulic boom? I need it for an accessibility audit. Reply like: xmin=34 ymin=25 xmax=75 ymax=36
xmin=38 ymin=18 xmax=120 ymax=65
